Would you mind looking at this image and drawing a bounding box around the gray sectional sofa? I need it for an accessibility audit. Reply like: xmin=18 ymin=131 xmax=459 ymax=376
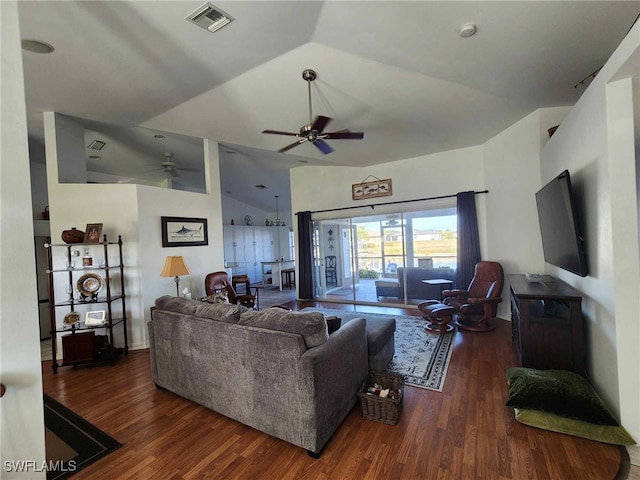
xmin=148 ymin=296 xmax=369 ymax=456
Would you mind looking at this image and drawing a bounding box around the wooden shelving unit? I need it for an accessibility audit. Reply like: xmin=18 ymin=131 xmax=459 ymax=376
xmin=45 ymin=234 xmax=128 ymax=373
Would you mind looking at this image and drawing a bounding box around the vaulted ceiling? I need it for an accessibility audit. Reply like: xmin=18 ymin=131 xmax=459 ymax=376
xmin=18 ymin=1 xmax=639 ymax=211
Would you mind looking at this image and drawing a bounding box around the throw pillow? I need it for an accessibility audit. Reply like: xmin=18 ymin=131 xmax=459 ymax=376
xmin=513 ymin=408 xmax=635 ymax=445
xmin=195 ymin=302 xmax=249 ymax=324
xmin=325 ymin=316 xmax=342 ymax=334
xmin=205 ymin=291 xmax=229 ymax=304
xmin=505 ymin=367 xmax=618 ymax=426
xmin=155 ymin=295 xmax=199 ymax=315
xmin=239 ymin=308 xmax=329 ymax=348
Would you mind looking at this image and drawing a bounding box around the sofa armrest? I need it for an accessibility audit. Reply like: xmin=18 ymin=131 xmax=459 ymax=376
xmin=299 ymin=317 xmax=368 ymax=452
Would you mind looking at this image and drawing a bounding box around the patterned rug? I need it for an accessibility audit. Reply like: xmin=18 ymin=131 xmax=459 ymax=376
xmin=302 ymin=308 xmax=456 ymax=392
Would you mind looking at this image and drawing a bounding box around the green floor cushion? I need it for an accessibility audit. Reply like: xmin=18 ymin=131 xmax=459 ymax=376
xmin=505 ymin=367 xmax=618 ymax=426
xmin=513 ymin=408 xmax=636 ymax=445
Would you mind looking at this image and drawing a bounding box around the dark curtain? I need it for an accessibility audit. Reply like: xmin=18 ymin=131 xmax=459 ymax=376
xmin=456 ymin=191 xmax=481 ymax=289
xmin=297 ymin=211 xmax=314 ymax=300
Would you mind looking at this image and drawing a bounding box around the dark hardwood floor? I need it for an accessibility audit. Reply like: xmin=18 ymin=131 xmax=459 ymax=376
xmin=42 ymin=302 xmax=630 ymax=479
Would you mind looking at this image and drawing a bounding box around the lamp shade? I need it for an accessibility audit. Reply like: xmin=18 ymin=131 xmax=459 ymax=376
xmin=160 ymin=256 xmax=190 ymax=277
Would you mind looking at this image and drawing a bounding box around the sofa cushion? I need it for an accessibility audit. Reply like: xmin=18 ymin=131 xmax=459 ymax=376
xmin=195 ymin=301 xmax=249 ymax=324
xmin=155 ymin=295 xmax=199 ymax=315
xmin=155 ymin=295 xmax=248 ymax=324
xmin=239 ymin=308 xmax=329 ymax=348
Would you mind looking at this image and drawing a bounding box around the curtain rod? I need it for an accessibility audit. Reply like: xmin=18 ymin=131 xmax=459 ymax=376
xmin=296 ymin=190 xmax=488 ymax=215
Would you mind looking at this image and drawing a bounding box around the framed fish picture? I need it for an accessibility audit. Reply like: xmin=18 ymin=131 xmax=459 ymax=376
xmin=161 ymin=216 xmax=208 ymax=247
xmin=352 ymin=178 xmax=393 ymax=200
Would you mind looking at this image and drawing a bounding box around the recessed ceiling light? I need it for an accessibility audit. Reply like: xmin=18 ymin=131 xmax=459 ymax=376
xmin=21 ymin=39 xmax=54 ymax=54
xmin=459 ymin=23 xmax=477 ymax=38
xmin=255 ymin=184 xmax=267 ymax=189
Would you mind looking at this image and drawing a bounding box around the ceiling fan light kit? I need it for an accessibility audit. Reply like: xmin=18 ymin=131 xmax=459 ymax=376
xmin=262 ymin=69 xmax=364 ymax=155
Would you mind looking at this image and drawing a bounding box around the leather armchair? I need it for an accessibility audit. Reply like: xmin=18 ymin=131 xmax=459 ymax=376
xmin=205 ymin=271 xmax=256 ymax=309
xmin=443 ymin=261 xmax=504 ymax=331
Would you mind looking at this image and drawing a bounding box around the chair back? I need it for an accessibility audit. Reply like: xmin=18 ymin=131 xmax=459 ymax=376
xmin=467 ymin=261 xmax=504 ymax=299
xmin=325 ymin=256 xmax=336 ymax=269
xmin=204 ymin=271 xmax=238 ymax=303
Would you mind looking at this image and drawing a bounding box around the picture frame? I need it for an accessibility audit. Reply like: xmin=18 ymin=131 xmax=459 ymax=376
xmin=85 ymin=310 xmax=106 ymax=327
xmin=83 ymin=223 xmax=103 ymax=243
xmin=161 ymin=216 xmax=208 ymax=247
xmin=352 ymin=178 xmax=393 ymax=200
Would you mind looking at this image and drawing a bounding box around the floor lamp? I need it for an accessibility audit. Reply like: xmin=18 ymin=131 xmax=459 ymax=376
xmin=160 ymin=256 xmax=190 ymax=296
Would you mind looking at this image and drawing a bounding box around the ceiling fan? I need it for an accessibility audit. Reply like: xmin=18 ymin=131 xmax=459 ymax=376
xmin=262 ymin=69 xmax=364 ymax=155
xmin=156 ymin=152 xmax=198 ymax=189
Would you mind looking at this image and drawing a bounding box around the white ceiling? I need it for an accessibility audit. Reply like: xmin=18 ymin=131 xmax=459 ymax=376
xmin=18 ymin=1 xmax=639 ymax=211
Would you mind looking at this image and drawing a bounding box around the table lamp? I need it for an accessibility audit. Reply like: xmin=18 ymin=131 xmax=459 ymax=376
xmin=160 ymin=256 xmax=190 ymax=296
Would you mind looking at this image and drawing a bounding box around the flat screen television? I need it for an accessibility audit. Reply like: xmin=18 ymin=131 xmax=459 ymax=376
xmin=535 ymin=170 xmax=588 ymax=277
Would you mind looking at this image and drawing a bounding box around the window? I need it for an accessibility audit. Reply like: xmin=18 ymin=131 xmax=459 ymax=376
xmin=312 ymin=206 xmax=457 ymax=305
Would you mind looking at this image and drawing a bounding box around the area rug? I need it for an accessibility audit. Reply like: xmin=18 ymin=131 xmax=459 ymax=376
xmin=302 ymin=308 xmax=455 ymax=392
xmin=44 ymin=394 xmax=122 ymax=480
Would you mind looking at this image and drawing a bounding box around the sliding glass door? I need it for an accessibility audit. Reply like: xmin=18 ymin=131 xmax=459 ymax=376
xmin=312 ymin=206 xmax=457 ymax=306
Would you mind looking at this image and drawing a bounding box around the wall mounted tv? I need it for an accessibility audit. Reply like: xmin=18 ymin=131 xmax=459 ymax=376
xmin=535 ymin=170 xmax=588 ymax=277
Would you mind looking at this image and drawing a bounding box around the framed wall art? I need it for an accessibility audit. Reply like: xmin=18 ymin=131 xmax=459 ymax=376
xmin=352 ymin=177 xmax=393 ymax=201
xmin=161 ymin=216 xmax=208 ymax=247
xmin=83 ymin=223 xmax=103 ymax=243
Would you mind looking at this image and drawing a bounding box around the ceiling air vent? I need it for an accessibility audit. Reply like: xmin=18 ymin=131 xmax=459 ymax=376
xmin=186 ymin=3 xmax=234 ymax=33
xmin=87 ymin=140 xmax=106 ymax=150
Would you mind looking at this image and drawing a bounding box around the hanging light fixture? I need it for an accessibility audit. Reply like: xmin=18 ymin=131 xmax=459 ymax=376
xmin=268 ymin=195 xmax=285 ymax=226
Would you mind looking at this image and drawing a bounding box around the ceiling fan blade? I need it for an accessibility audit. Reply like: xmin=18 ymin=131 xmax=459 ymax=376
xmin=313 ymin=139 xmax=334 ymax=155
xmin=311 ymin=115 xmax=332 ymax=134
xmin=324 ymin=131 xmax=364 ymax=140
xmin=278 ymin=138 xmax=307 ymax=153
xmin=262 ymin=129 xmax=299 ymax=136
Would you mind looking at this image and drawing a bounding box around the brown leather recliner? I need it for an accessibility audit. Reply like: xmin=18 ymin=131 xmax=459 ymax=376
xmin=418 ymin=261 xmax=504 ymax=332
xmin=446 ymin=261 xmax=504 ymax=331
xmin=204 ymin=271 xmax=256 ymax=309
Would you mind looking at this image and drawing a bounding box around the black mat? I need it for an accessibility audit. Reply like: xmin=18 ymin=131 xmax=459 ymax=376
xmin=44 ymin=394 xmax=121 ymax=479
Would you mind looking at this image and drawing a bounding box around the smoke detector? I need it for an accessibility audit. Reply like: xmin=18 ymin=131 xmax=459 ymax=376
xmin=459 ymin=23 xmax=477 ymax=38
xmin=186 ymin=3 xmax=234 ymax=33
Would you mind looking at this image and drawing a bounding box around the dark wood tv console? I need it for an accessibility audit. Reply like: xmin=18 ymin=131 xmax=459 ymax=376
xmin=509 ymin=274 xmax=586 ymax=376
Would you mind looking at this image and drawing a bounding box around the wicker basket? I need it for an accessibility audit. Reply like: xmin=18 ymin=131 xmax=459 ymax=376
xmin=358 ymin=371 xmax=404 ymax=425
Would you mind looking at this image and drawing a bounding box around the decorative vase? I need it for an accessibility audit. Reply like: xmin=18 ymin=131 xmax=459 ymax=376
xmin=61 ymin=227 xmax=85 ymax=244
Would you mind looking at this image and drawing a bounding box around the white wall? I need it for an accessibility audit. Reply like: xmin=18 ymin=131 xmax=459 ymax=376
xmin=220 ymin=194 xmax=294 ymax=229
xmin=221 ymin=195 xmax=271 ymax=226
xmin=291 ymin=118 xmax=565 ymax=321
xmin=0 ymin=2 xmax=46 ymax=477
xmin=540 ymin=22 xmax=640 ymax=449
xmin=484 ymin=106 xmax=571 ymax=317
xmin=137 ymin=139 xmax=225 ymax=335
xmin=44 ymin=115 xmax=225 ymax=352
